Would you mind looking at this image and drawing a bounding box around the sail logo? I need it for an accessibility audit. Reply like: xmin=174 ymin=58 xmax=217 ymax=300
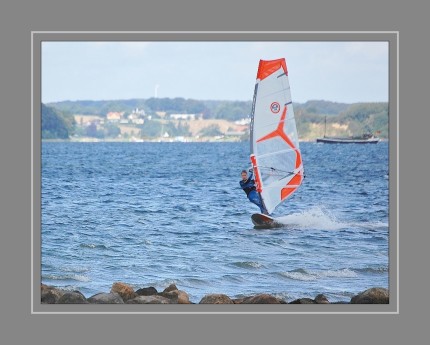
xmin=270 ymin=102 xmax=281 ymax=114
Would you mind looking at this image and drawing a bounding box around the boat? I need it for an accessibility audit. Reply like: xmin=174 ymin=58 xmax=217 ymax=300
xmin=316 ymin=135 xmax=380 ymax=144
xmin=316 ymin=117 xmax=380 ymax=144
xmin=248 ymin=58 xmax=305 ymax=220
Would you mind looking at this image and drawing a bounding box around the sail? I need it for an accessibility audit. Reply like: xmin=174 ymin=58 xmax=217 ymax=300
xmin=249 ymin=58 xmax=304 ymax=215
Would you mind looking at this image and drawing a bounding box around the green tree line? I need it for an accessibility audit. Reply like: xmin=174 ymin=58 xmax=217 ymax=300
xmin=43 ymin=99 xmax=389 ymax=139
xmin=41 ymin=103 xmax=76 ymax=139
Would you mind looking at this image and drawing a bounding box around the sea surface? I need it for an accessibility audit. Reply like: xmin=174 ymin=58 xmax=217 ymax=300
xmin=41 ymin=141 xmax=390 ymax=303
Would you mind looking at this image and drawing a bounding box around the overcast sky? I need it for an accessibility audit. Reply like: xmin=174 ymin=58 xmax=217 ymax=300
xmin=41 ymin=41 xmax=388 ymax=104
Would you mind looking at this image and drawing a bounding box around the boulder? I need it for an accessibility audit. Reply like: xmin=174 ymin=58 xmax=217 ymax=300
xmin=232 ymin=298 xmax=245 ymax=304
xmin=159 ymin=289 xmax=191 ymax=304
xmin=88 ymin=292 xmax=124 ymax=304
xmin=158 ymin=290 xmax=179 ymax=303
xmin=163 ymin=284 xmax=178 ymax=293
xmin=41 ymin=284 xmax=66 ymax=304
xmin=136 ymin=287 xmax=158 ymax=296
xmin=126 ymin=295 xmax=172 ymax=304
xmin=315 ymin=294 xmax=330 ymax=304
xmin=199 ymin=294 xmax=234 ymax=304
xmin=177 ymin=290 xmax=191 ymax=304
xmin=57 ymin=291 xmax=89 ymax=304
xmin=289 ymin=298 xmax=316 ymax=304
xmin=350 ymin=287 xmax=389 ymax=304
xmin=236 ymin=294 xmax=285 ymax=304
xmin=110 ymin=282 xmax=137 ymax=302
xmin=157 ymin=284 xmax=191 ymax=304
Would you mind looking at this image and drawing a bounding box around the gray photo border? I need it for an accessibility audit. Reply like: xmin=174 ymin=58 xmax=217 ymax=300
xmin=32 ymin=31 xmax=398 ymax=314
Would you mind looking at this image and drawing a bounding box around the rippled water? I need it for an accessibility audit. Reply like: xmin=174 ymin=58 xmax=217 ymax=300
xmin=41 ymin=141 xmax=389 ymax=303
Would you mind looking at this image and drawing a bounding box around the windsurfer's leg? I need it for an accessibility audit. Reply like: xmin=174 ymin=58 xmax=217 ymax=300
xmin=248 ymin=191 xmax=267 ymax=214
xmin=255 ymin=194 xmax=268 ymax=214
xmin=258 ymin=202 xmax=268 ymax=215
xmin=247 ymin=191 xmax=258 ymax=205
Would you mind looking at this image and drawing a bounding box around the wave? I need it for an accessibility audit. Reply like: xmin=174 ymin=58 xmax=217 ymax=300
xmin=276 ymin=206 xmax=347 ymax=230
xmin=280 ymin=271 xmax=318 ymax=281
xmin=231 ymin=261 xmax=264 ymax=269
xmin=134 ymin=208 xmax=168 ymax=214
xmin=355 ymin=266 xmax=388 ymax=273
xmin=184 ymin=278 xmax=211 ymax=286
xmin=280 ymin=268 xmax=357 ymax=281
xmin=79 ymin=243 xmax=108 ymax=250
xmin=222 ymin=274 xmax=246 ymax=283
xmin=42 ymin=273 xmax=90 ymax=282
xmin=276 ymin=206 xmax=388 ymax=232
xmin=59 ymin=266 xmax=90 ymax=273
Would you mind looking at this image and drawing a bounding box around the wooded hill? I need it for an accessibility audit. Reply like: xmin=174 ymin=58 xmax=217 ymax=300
xmin=41 ymin=103 xmax=76 ymax=139
xmin=42 ymin=98 xmax=389 ymax=140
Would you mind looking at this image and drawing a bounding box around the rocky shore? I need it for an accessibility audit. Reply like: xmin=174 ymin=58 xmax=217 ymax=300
xmin=41 ymin=282 xmax=389 ymax=304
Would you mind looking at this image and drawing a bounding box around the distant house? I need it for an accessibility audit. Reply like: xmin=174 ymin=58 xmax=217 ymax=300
xmin=132 ymin=118 xmax=144 ymax=125
xmin=106 ymin=112 xmax=124 ymax=122
xmin=170 ymin=114 xmax=196 ymax=120
xmin=235 ymin=118 xmax=250 ymax=125
xmin=131 ymin=108 xmax=145 ymax=116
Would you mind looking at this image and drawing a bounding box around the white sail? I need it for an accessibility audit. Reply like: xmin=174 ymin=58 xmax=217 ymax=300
xmin=250 ymin=58 xmax=304 ymax=215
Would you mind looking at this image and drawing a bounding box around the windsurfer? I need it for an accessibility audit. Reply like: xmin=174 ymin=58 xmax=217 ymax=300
xmin=240 ymin=169 xmax=268 ymax=215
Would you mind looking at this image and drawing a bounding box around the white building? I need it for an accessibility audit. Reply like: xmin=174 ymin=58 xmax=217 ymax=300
xmin=170 ymin=114 xmax=196 ymax=120
xmin=234 ymin=118 xmax=251 ymax=125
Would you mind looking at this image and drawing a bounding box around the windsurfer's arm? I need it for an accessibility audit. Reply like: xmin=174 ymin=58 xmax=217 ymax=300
xmin=247 ymin=168 xmax=254 ymax=181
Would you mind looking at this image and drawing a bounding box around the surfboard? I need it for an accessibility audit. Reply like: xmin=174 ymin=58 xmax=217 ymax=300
xmin=248 ymin=58 xmax=305 ymax=225
xmin=251 ymin=213 xmax=283 ymax=229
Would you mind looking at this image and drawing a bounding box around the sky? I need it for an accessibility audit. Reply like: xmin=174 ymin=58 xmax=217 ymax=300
xmin=41 ymin=40 xmax=389 ymax=104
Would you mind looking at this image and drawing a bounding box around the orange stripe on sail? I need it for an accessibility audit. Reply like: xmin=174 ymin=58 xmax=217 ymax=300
xmin=257 ymin=59 xmax=288 ymax=81
xmin=256 ymin=106 xmax=295 ymax=149
xmin=281 ymin=173 xmax=303 ymax=201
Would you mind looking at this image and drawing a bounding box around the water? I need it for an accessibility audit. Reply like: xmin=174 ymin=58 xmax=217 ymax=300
xmin=41 ymin=141 xmax=389 ymax=303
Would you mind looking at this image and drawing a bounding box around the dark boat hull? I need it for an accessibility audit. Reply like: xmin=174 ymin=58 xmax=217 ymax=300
xmin=316 ymin=137 xmax=380 ymax=144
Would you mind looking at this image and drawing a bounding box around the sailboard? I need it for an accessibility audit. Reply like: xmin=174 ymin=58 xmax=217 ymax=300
xmin=249 ymin=58 xmax=304 ymax=228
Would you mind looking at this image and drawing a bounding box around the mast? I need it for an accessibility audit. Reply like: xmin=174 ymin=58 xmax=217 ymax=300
xmin=324 ymin=116 xmax=327 ymax=138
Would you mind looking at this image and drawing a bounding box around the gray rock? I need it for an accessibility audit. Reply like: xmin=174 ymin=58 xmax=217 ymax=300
xmin=350 ymin=287 xmax=389 ymax=304
xmin=87 ymin=292 xmax=124 ymax=304
xmin=158 ymin=290 xmax=179 ymax=303
xmin=315 ymin=294 xmax=330 ymax=304
xmin=158 ymin=289 xmax=191 ymax=304
xmin=57 ymin=291 xmax=89 ymax=304
xmin=236 ymin=294 xmax=285 ymax=304
xmin=126 ymin=295 xmax=172 ymax=304
xmin=41 ymin=284 xmax=66 ymax=304
xmin=289 ymin=298 xmax=316 ymax=304
xmin=136 ymin=287 xmax=158 ymax=296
